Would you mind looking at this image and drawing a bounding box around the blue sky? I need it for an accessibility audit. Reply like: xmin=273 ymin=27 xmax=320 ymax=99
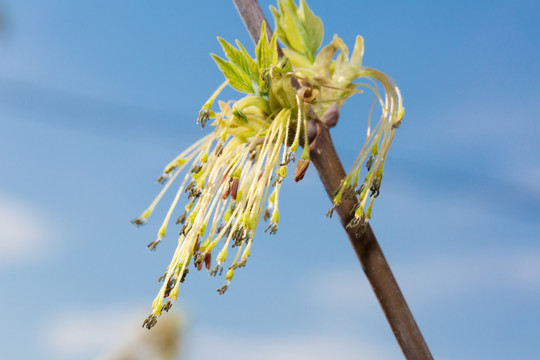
xmin=0 ymin=0 xmax=539 ymax=359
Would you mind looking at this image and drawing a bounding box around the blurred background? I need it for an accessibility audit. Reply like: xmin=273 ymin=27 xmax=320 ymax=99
xmin=0 ymin=0 xmax=539 ymax=359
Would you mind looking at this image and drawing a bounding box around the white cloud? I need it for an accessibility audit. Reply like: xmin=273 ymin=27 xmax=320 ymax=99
xmin=41 ymin=305 xmax=396 ymax=360
xmin=42 ymin=307 xmax=139 ymax=359
xmin=0 ymin=192 xmax=55 ymax=264
xmin=186 ymin=329 xmax=396 ymax=360
xmin=41 ymin=306 xmax=184 ymax=360
xmin=43 ymin=306 xmax=398 ymax=360
xmin=307 ymin=248 xmax=540 ymax=310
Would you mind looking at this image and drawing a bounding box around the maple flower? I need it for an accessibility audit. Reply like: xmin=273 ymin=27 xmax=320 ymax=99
xmin=135 ymin=23 xmax=313 ymax=329
xmin=271 ymin=0 xmax=403 ymax=233
xmin=134 ymin=0 xmax=403 ymax=329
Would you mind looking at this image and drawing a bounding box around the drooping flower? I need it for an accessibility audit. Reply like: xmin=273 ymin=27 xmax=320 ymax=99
xmin=136 ymin=23 xmax=314 ymax=328
xmin=271 ymin=0 xmax=404 ymax=233
xmin=135 ymin=0 xmax=403 ymax=329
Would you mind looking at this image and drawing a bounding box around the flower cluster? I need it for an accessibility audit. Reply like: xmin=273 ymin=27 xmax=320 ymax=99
xmin=271 ymin=0 xmax=404 ymax=234
xmin=135 ymin=0 xmax=403 ymax=329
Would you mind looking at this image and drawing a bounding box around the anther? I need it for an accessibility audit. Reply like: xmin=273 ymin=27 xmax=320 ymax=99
xmin=162 ymin=300 xmax=173 ymax=312
xmin=197 ymin=109 xmax=210 ymax=129
xmin=214 ymin=142 xmax=224 ymax=157
xmin=130 ymin=218 xmax=146 ymax=227
xmin=217 ymin=284 xmax=228 ymax=295
xmin=142 ymin=314 xmax=158 ymax=330
xmin=366 ymin=156 xmax=374 ymax=171
xmin=176 ymin=212 xmax=186 ymax=225
xmin=180 ymin=268 xmax=189 ymax=283
xmin=147 ymin=240 xmax=160 ymax=252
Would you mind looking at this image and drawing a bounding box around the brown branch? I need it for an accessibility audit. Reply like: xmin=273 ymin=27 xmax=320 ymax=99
xmin=232 ymin=0 xmax=284 ymax=58
xmin=232 ymin=1 xmax=433 ymax=359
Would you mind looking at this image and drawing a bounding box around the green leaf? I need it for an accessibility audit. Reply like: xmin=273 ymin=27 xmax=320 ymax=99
xmin=271 ymin=0 xmax=324 ymax=64
xmin=268 ymin=31 xmax=278 ymax=65
xmin=283 ymin=48 xmax=313 ymax=69
xmin=255 ymin=22 xmax=279 ymax=94
xmin=216 ymin=38 xmax=259 ymax=94
xmin=270 ymin=3 xmax=291 ymax=49
xmin=217 ymin=38 xmax=251 ymax=76
xmin=299 ymin=0 xmax=323 ymax=56
xmin=256 ymin=22 xmax=270 ymax=71
xmin=235 ymin=40 xmax=259 ymax=88
xmin=281 ymin=0 xmax=306 ymax=54
xmin=211 ymin=54 xmax=254 ymax=93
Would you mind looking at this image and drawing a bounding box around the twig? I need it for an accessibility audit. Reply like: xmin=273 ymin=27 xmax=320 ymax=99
xmin=232 ymin=0 xmax=433 ymax=359
xmin=232 ymin=0 xmax=283 ymax=58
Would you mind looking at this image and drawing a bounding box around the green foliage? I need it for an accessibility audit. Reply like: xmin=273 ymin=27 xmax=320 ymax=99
xmin=255 ymin=22 xmax=278 ymax=74
xmin=270 ymin=0 xmax=323 ymax=64
xmin=211 ymin=22 xmax=279 ymax=96
xmin=211 ymin=46 xmax=257 ymax=94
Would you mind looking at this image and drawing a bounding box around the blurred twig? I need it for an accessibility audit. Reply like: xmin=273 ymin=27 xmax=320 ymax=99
xmin=108 ymin=314 xmax=183 ymax=360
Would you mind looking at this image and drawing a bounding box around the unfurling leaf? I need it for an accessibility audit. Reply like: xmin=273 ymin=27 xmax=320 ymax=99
xmin=211 ymin=54 xmax=255 ymax=94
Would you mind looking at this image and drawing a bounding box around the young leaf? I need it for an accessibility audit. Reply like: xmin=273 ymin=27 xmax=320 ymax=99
xmin=282 ymin=48 xmax=313 ymax=69
xmin=218 ymin=37 xmax=250 ymax=73
xmin=256 ymin=22 xmax=271 ymax=71
xmin=270 ymin=3 xmax=292 ymax=50
xmin=235 ymin=40 xmax=259 ymax=87
xmin=215 ymin=38 xmax=259 ymax=94
xmin=268 ymin=31 xmax=278 ymax=66
xmin=255 ymin=22 xmax=280 ymax=94
xmin=281 ymin=0 xmax=307 ymax=55
xmin=211 ymin=54 xmax=255 ymax=94
xmin=299 ymin=0 xmax=323 ymax=54
xmin=271 ymin=0 xmax=324 ymax=64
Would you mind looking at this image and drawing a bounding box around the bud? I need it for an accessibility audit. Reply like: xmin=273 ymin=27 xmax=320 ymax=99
xmin=222 ymin=181 xmax=231 ymax=200
xmin=230 ymin=178 xmax=240 ymax=201
xmin=294 ymin=158 xmax=310 ymax=182
xmin=204 ymin=252 xmax=212 ymax=271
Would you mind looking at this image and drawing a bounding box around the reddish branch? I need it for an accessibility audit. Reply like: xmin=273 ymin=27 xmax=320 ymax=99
xmin=232 ymin=0 xmax=433 ymax=359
